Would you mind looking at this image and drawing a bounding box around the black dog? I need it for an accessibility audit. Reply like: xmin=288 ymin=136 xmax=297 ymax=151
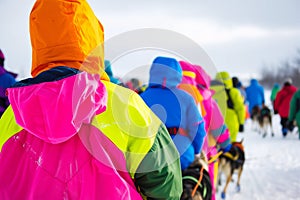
xmin=251 ymin=105 xmax=274 ymax=137
xmin=181 ymin=153 xmax=212 ymax=200
xmin=258 ymin=106 xmax=274 ymax=137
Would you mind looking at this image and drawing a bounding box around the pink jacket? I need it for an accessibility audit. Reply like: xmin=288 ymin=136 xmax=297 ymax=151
xmin=179 ymin=61 xmax=230 ymax=153
xmin=0 ymin=72 xmax=142 ymax=199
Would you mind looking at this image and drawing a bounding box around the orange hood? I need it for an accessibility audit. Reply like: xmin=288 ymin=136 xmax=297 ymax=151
xmin=30 ymin=0 xmax=108 ymax=80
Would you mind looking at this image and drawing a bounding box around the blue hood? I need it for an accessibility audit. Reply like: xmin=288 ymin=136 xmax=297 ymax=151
xmin=148 ymin=56 xmax=182 ymax=88
xmin=250 ymin=79 xmax=258 ymax=85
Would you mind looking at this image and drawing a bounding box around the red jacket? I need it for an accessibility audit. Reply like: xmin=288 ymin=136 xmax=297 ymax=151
xmin=274 ymin=85 xmax=297 ymax=118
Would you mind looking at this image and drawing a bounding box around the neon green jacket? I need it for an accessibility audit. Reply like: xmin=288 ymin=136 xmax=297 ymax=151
xmin=211 ymin=72 xmax=245 ymax=142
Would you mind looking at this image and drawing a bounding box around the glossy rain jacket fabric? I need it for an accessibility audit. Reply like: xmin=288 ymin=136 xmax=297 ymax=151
xmin=29 ymin=0 xmax=108 ymax=81
xmin=177 ymin=67 xmax=206 ymax=116
xmin=179 ymin=61 xmax=230 ymax=200
xmin=245 ymin=79 xmax=265 ymax=113
xmin=0 ymin=0 xmax=182 ymax=199
xmin=0 ymin=69 xmax=182 ymax=199
xmin=212 ymin=72 xmax=245 ymax=142
xmin=140 ymin=56 xmax=206 ymax=170
xmin=179 ymin=62 xmax=230 ymax=149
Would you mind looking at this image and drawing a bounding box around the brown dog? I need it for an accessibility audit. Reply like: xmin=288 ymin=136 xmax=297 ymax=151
xmin=217 ymin=140 xmax=245 ymax=199
xmin=251 ymin=105 xmax=274 ymax=137
xmin=258 ymin=106 xmax=274 ymax=137
xmin=250 ymin=105 xmax=261 ymax=132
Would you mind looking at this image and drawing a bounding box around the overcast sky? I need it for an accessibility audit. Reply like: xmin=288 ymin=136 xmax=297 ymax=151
xmin=1 ymin=0 xmax=300 ymax=84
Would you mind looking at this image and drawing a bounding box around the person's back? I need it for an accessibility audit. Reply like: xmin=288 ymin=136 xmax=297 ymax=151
xmin=177 ymin=65 xmax=206 ymax=116
xmin=274 ymin=78 xmax=297 ymax=136
xmin=0 ymin=1 xmax=182 ymax=199
xmin=210 ymin=79 xmax=227 ymax=116
xmin=274 ymin=79 xmax=297 ymax=118
xmin=245 ymin=79 xmax=265 ymax=115
xmin=179 ymin=61 xmax=230 ymax=200
xmin=179 ymin=62 xmax=230 ymax=151
xmin=140 ymin=56 xmax=206 ymax=170
xmin=213 ymin=72 xmax=245 ymax=142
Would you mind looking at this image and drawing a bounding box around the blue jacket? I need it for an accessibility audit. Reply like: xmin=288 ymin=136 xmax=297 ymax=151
xmin=0 ymin=66 xmax=16 ymax=117
xmin=246 ymin=79 xmax=265 ymax=113
xmin=0 ymin=67 xmax=16 ymax=89
xmin=140 ymin=56 xmax=206 ymax=170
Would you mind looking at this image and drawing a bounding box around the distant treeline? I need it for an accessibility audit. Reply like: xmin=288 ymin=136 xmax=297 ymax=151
xmin=260 ymin=49 xmax=300 ymax=89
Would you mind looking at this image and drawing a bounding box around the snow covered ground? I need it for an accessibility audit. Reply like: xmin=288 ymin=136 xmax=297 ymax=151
xmin=216 ymin=114 xmax=300 ymax=200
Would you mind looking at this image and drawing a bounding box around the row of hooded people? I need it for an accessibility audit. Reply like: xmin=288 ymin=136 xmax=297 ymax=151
xmin=0 ymin=1 xmax=244 ymax=199
xmin=107 ymin=57 xmax=245 ymax=146
xmin=107 ymin=56 xmax=246 ymax=200
xmin=0 ymin=1 xmax=182 ymax=199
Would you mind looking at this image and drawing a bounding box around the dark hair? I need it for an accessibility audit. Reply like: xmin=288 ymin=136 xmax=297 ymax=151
xmin=232 ymin=77 xmax=239 ymax=88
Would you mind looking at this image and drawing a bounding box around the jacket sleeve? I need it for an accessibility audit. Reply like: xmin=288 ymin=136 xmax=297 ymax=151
xmin=99 ymin=82 xmax=182 ymax=199
xmin=186 ymin=96 xmax=206 ymax=154
xmin=134 ymin=124 xmax=183 ymax=200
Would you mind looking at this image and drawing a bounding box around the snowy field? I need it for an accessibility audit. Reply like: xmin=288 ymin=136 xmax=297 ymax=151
xmin=216 ymin=114 xmax=300 ymax=200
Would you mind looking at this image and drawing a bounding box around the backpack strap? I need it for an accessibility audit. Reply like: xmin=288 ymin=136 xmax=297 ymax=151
xmin=225 ymin=88 xmax=234 ymax=109
xmin=167 ymin=127 xmax=188 ymax=137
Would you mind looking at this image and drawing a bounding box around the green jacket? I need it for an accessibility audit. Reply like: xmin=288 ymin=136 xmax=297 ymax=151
xmin=289 ymin=89 xmax=300 ymax=128
xmin=270 ymin=84 xmax=280 ymax=102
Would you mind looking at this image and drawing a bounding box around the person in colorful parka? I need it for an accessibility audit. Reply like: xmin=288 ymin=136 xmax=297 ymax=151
xmin=245 ymin=78 xmax=265 ymax=118
xmin=179 ymin=61 xmax=231 ymax=200
xmin=274 ymin=78 xmax=297 ymax=137
xmin=140 ymin=56 xmax=206 ymax=171
xmin=211 ymin=72 xmax=245 ymax=142
xmin=0 ymin=0 xmax=182 ymax=199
